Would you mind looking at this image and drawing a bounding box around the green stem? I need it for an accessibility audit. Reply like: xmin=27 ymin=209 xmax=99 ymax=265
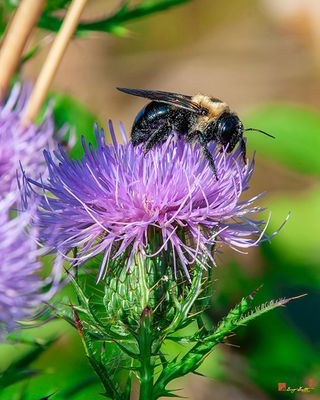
xmin=138 ymin=308 xmax=155 ymax=400
xmin=153 ymin=335 xmax=221 ymax=398
xmin=137 ymin=252 xmax=149 ymax=309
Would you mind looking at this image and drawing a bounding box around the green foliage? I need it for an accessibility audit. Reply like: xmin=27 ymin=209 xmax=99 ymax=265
xmin=0 ymin=320 xmax=102 ymax=399
xmin=1 ymin=0 xmax=16 ymax=12
xmin=72 ymin=308 xmax=125 ymax=400
xmin=239 ymin=102 xmax=320 ymax=396
xmin=51 ymin=93 xmax=99 ymax=158
xmin=0 ymin=0 xmax=190 ymax=55
xmin=244 ymin=105 xmax=320 ymax=176
xmin=39 ymin=0 xmax=190 ymax=37
xmin=0 ymin=2 xmax=10 ymax=37
xmin=246 ymin=303 xmax=318 ymax=394
xmin=59 ymin=257 xmax=212 ymax=398
xmin=212 ymin=258 xmax=317 ymax=397
xmin=264 ymin=189 xmax=320 ymax=286
xmin=44 ymin=0 xmax=71 ymax=12
xmin=61 ymin=253 xmax=301 ymax=400
xmin=152 ymin=289 xmax=299 ymax=399
xmin=0 ymin=336 xmax=56 ymax=391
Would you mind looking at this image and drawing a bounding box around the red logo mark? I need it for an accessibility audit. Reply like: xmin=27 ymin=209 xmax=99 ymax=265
xmin=278 ymin=382 xmax=287 ymax=391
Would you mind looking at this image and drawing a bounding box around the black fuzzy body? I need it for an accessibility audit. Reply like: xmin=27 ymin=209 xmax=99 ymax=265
xmin=117 ymin=88 xmax=247 ymax=179
xmin=130 ymin=100 xmax=245 ymax=179
xmin=131 ymin=101 xmax=191 ymax=150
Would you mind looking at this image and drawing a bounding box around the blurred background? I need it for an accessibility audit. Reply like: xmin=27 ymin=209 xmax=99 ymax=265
xmin=1 ymin=0 xmax=320 ymax=399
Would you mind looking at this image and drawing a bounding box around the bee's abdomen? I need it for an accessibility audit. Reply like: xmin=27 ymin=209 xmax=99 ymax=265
xmin=133 ymin=102 xmax=170 ymax=129
xmin=131 ymin=101 xmax=173 ymax=145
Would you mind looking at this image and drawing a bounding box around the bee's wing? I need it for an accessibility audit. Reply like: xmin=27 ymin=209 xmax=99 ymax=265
xmin=117 ymin=87 xmax=204 ymax=114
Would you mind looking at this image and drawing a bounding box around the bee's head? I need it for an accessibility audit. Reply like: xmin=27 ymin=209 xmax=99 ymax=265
xmin=215 ymin=113 xmax=243 ymax=152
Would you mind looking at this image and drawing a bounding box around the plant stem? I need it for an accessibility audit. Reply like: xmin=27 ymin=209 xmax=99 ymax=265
xmin=137 ymin=252 xmax=149 ymax=309
xmin=21 ymin=0 xmax=88 ymax=125
xmin=138 ymin=307 xmax=155 ymax=400
xmin=153 ymin=337 xmax=221 ymax=399
xmin=0 ymin=0 xmax=45 ymax=100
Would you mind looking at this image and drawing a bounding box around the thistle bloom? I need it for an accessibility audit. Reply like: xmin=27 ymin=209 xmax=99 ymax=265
xmin=0 ymin=194 xmax=62 ymax=337
xmin=23 ymin=121 xmax=277 ymax=280
xmin=0 ymin=82 xmax=56 ymax=199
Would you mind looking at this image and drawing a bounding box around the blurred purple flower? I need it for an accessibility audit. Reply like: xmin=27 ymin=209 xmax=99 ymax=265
xmin=23 ymin=122 xmax=279 ymax=280
xmin=0 ymin=82 xmax=56 ymax=200
xmin=0 ymin=193 xmax=62 ymax=337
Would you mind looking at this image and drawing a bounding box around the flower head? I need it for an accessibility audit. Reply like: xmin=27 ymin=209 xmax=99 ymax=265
xmin=0 ymin=193 xmax=62 ymax=337
xmin=24 ymin=122 xmax=274 ymax=280
xmin=0 ymin=82 xmax=56 ymax=199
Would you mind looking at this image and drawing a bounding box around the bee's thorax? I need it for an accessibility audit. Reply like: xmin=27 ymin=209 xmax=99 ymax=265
xmin=191 ymin=94 xmax=230 ymax=120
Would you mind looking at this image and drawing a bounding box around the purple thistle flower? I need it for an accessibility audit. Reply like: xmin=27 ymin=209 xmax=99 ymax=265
xmin=24 ymin=122 xmax=279 ymax=280
xmin=0 ymin=82 xmax=56 ymax=200
xmin=0 ymin=193 xmax=62 ymax=337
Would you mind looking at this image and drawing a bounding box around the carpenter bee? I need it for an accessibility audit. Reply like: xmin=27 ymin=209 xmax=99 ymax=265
xmin=117 ymin=88 xmax=274 ymax=179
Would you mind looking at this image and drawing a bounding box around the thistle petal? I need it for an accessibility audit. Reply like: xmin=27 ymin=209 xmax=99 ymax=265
xmin=23 ymin=122 xmax=276 ymax=279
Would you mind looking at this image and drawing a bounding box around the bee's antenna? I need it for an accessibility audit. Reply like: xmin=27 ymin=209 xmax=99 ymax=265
xmin=245 ymin=128 xmax=275 ymax=139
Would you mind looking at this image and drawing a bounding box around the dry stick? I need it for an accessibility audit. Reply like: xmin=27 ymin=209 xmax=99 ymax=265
xmin=0 ymin=0 xmax=45 ymax=100
xmin=22 ymin=0 xmax=88 ymax=126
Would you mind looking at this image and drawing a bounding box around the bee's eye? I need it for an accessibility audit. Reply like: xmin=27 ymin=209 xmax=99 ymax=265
xmin=217 ymin=114 xmax=241 ymax=146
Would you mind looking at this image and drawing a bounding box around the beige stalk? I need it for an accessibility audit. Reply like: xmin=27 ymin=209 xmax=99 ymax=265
xmin=0 ymin=0 xmax=45 ymax=100
xmin=22 ymin=0 xmax=88 ymax=126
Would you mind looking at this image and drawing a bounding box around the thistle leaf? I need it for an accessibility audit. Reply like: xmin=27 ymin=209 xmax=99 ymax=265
xmin=152 ymin=290 xmax=304 ymax=399
xmin=38 ymin=0 xmax=190 ymax=37
xmin=72 ymin=309 xmax=123 ymax=400
xmin=237 ymin=294 xmax=307 ymax=327
xmin=0 ymin=337 xmax=57 ymax=390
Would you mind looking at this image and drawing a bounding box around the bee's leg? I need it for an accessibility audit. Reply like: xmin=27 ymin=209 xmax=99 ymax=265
xmin=240 ymin=138 xmax=247 ymax=164
xmin=144 ymin=124 xmax=170 ymax=153
xmin=202 ymin=145 xmax=219 ymax=180
xmin=197 ymin=132 xmax=219 ymax=180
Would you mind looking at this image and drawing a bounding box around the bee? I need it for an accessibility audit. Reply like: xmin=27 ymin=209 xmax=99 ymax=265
xmin=117 ymin=88 xmax=274 ymax=179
